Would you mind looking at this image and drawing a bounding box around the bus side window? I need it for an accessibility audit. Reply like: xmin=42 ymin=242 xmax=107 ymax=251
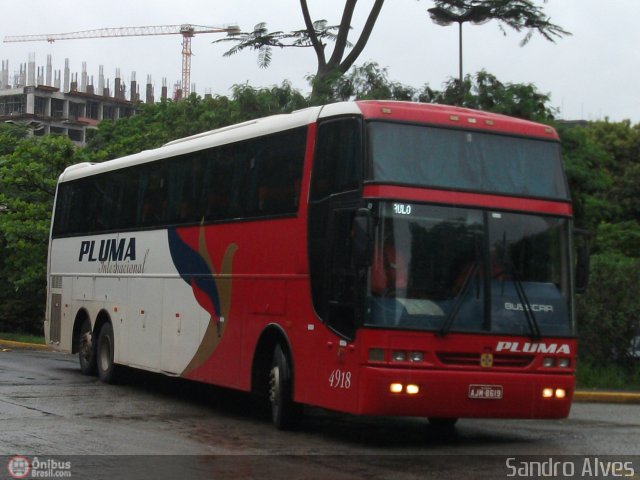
xmin=249 ymin=128 xmax=306 ymax=216
xmin=141 ymin=168 xmax=166 ymax=227
xmin=310 ymin=118 xmax=361 ymax=201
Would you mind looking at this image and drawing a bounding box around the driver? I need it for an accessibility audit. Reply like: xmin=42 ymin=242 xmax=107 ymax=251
xmin=371 ymin=233 xmax=408 ymax=297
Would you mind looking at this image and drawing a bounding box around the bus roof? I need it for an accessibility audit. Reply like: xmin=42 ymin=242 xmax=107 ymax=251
xmin=58 ymin=100 xmax=558 ymax=183
xmin=351 ymin=100 xmax=559 ymax=140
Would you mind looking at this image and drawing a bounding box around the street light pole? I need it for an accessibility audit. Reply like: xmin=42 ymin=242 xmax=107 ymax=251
xmin=458 ymin=20 xmax=463 ymax=89
xmin=427 ymin=5 xmax=492 ymax=104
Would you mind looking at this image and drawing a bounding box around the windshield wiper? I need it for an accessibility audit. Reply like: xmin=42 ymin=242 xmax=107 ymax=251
xmin=505 ymin=266 xmax=542 ymax=341
xmin=497 ymin=232 xmax=541 ymax=341
xmin=438 ymin=261 xmax=479 ymax=337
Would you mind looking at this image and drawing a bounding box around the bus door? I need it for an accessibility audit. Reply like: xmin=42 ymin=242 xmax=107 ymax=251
xmin=308 ymin=116 xmax=363 ymax=411
xmin=320 ymin=205 xmax=363 ymax=410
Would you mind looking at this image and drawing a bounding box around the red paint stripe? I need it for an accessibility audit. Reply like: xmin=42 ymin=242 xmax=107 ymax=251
xmin=363 ymin=185 xmax=573 ymax=216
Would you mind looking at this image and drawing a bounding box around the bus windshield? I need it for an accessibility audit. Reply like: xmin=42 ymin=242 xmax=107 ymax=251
xmin=368 ymin=121 xmax=569 ymax=200
xmin=366 ymin=202 xmax=573 ymax=336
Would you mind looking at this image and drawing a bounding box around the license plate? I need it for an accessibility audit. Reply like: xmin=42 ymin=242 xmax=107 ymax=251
xmin=468 ymin=384 xmax=503 ymax=400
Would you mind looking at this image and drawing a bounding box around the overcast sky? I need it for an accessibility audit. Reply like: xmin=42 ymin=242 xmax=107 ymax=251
xmin=1 ymin=0 xmax=638 ymax=122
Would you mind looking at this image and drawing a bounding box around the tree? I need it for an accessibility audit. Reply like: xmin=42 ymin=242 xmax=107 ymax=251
xmin=429 ymin=0 xmax=569 ymax=46
xmin=86 ymin=82 xmax=308 ymax=160
xmin=0 ymin=135 xmax=78 ymax=333
xmin=215 ymin=0 xmax=568 ymax=100
xmin=329 ymin=61 xmax=417 ymax=101
xmin=417 ymin=70 xmax=556 ymax=121
xmin=557 ymin=124 xmax=616 ymax=230
xmin=577 ymin=254 xmax=640 ymax=366
xmin=0 ymin=123 xmax=29 ymax=156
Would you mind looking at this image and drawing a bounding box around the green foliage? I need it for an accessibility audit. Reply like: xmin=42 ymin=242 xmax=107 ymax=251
xmin=419 ymin=70 xmax=556 ymax=121
xmin=576 ymin=254 xmax=640 ymax=367
xmin=558 ymin=119 xmax=640 ymax=249
xmin=327 ymin=62 xmax=416 ymax=102
xmin=557 ymin=123 xmax=616 ymax=229
xmin=231 ymin=82 xmax=308 ymax=116
xmin=215 ymin=21 xmax=347 ymax=69
xmin=0 ymin=291 xmax=45 ymax=335
xmin=0 ymin=331 xmax=45 ymax=344
xmin=326 ymin=63 xmax=556 ymax=122
xmin=216 ymin=1 xmax=567 ymax=101
xmin=576 ymin=360 xmax=640 ymax=391
xmin=215 ymin=0 xmax=386 ymax=100
xmin=0 ymin=135 xmax=78 ymax=333
xmin=559 ymin=119 xmax=640 ymax=370
xmin=86 ymin=83 xmax=308 ymax=160
xmin=584 ymin=120 xmax=640 ymax=175
xmin=0 ymin=124 xmax=29 ymax=155
xmin=583 ymin=120 xmax=640 ymax=222
xmin=594 ymin=222 xmax=640 ymax=258
xmin=430 ymin=0 xmax=570 ymax=45
xmin=0 ymin=135 xmax=77 ymax=286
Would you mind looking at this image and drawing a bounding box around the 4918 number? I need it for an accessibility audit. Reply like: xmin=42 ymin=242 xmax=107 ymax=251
xmin=328 ymin=368 xmax=352 ymax=389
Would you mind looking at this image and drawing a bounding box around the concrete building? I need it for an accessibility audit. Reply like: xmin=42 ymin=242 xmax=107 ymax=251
xmin=0 ymin=54 xmax=168 ymax=145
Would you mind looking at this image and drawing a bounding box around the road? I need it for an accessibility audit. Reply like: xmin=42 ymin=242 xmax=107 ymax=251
xmin=0 ymin=346 xmax=638 ymax=479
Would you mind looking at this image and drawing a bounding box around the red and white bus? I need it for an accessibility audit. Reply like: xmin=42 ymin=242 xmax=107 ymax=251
xmin=46 ymin=101 xmax=579 ymax=429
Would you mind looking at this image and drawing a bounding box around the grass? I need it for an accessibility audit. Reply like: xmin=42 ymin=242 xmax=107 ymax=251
xmin=0 ymin=331 xmax=45 ymax=345
xmin=576 ymin=360 xmax=640 ymax=391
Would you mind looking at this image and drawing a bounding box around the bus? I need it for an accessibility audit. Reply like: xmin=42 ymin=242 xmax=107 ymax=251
xmin=46 ymin=100 xmax=581 ymax=429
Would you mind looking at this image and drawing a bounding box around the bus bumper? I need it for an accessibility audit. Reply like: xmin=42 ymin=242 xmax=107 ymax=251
xmin=357 ymin=367 xmax=574 ymax=419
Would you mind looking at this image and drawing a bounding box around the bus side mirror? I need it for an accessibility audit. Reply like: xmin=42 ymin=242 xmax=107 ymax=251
xmin=352 ymin=208 xmax=373 ymax=269
xmin=574 ymin=228 xmax=590 ymax=294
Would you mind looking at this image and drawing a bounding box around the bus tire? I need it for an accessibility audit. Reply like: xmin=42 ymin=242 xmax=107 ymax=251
xmin=269 ymin=344 xmax=303 ymax=430
xmin=78 ymin=317 xmax=97 ymax=376
xmin=428 ymin=417 xmax=458 ymax=429
xmin=96 ymin=322 xmax=118 ymax=384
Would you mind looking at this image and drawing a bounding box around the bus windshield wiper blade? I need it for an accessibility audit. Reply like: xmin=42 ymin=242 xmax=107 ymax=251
xmin=509 ymin=270 xmax=542 ymax=341
xmin=439 ymin=261 xmax=479 ymax=337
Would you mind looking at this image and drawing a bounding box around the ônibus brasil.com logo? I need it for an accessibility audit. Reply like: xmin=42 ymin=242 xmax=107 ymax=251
xmin=7 ymin=456 xmax=30 ymax=479
xmin=7 ymin=456 xmax=72 ymax=479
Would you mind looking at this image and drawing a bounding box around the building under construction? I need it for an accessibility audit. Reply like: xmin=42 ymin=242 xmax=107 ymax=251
xmin=0 ymin=53 xmax=169 ymax=145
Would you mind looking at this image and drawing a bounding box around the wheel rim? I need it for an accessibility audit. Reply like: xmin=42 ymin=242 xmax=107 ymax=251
xmin=98 ymin=335 xmax=111 ymax=372
xmin=269 ymin=365 xmax=280 ymax=408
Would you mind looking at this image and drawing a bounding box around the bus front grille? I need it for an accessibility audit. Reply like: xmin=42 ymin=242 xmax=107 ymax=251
xmin=437 ymin=352 xmax=534 ymax=368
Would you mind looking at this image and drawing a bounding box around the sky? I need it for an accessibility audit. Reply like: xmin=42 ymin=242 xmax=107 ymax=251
xmin=1 ymin=0 xmax=639 ymax=122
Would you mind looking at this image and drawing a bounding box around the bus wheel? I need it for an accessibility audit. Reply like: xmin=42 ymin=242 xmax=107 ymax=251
xmin=96 ymin=323 xmax=118 ymax=384
xmin=428 ymin=417 xmax=458 ymax=429
xmin=78 ymin=318 xmax=97 ymax=376
xmin=269 ymin=344 xmax=302 ymax=430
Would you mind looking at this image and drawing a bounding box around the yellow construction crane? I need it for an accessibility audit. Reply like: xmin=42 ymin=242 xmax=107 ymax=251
xmin=3 ymin=24 xmax=240 ymax=98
